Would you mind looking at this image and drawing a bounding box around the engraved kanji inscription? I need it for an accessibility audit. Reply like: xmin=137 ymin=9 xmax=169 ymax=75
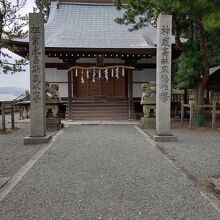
xmin=30 ymin=24 xmax=42 ymax=103
xmin=159 ymin=25 xmax=171 ymax=103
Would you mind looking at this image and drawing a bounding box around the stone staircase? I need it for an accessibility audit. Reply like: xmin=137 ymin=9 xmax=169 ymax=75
xmin=66 ymin=97 xmax=131 ymax=120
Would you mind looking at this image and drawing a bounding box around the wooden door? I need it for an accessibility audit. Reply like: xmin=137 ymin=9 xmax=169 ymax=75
xmin=74 ymin=76 xmax=88 ymax=97
xmin=89 ymin=79 xmax=102 ymax=96
xmin=74 ymin=69 xmax=126 ymax=98
xmin=102 ymin=77 xmax=114 ymax=96
xmin=114 ymin=72 xmax=125 ymax=97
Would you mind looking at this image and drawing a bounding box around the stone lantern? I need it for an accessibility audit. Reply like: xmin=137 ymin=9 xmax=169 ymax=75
xmin=139 ymin=82 xmax=156 ymax=129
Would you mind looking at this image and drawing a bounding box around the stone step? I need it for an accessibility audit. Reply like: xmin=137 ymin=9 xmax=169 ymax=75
xmin=72 ymin=111 xmax=128 ymax=115
xmin=72 ymin=109 xmax=128 ymax=113
xmin=66 ymin=105 xmax=129 ymax=109
xmin=72 ymin=99 xmax=128 ymax=102
xmin=66 ymin=112 xmax=134 ymax=119
xmin=65 ymin=98 xmax=132 ymax=120
xmin=71 ymin=103 xmax=128 ymax=107
xmin=68 ymin=106 xmax=129 ymax=110
xmin=72 ymin=116 xmax=129 ymax=120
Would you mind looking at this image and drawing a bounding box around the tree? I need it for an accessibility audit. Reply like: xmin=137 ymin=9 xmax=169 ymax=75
xmin=114 ymin=0 xmax=220 ymax=104
xmin=0 ymin=0 xmax=28 ymax=74
xmin=175 ymin=40 xmax=202 ymax=89
xmin=34 ymin=0 xmax=51 ymax=22
xmin=205 ymin=28 xmax=220 ymax=68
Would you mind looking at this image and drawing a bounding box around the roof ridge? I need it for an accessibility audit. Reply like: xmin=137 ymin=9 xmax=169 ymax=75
xmin=59 ymin=2 xmax=114 ymax=6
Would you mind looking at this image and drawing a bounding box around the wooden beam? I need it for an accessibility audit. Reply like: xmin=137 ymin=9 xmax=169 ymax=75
xmin=45 ymin=63 xmax=156 ymax=70
xmin=128 ymin=69 xmax=133 ymax=120
xmin=67 ymin=71 xmax=73 ymax=120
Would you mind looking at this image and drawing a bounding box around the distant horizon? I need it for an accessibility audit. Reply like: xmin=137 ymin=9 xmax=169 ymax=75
xmin=0 ymin=86 xmax=29 ymax=90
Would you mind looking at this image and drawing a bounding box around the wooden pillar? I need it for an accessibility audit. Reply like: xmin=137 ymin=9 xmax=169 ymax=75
xmin=68 ymin=70 xmax=73 ymax=120
xmin=180 ymin=101 xmax=184 ymax=126
xmin=189 ymin=103 xmax=194 ymax=129
xmin=11 ymin=102 xmax=15 ymax=129
xmin=128 ymin=69 xmax=133 ymax=119
xmin=212 ymin=101 xmax=216 ymax=129
xmin=1 ymin=103 xmax=6 ymax=132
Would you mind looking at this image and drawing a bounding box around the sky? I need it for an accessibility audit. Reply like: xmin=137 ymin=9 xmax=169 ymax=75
xmin=0 ymin=0 xmax=36 ymax=90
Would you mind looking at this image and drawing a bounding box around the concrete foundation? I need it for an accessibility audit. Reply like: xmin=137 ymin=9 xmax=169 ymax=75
xmin=140 ymin=117 xmax=156 ymax=129
xmin=153 ymin=135 xmax=177 ymax=142
xmin=46 ymin=117 xmax=63 ymax=129
xmin=24 ymin=135 xmax=52 ymax=145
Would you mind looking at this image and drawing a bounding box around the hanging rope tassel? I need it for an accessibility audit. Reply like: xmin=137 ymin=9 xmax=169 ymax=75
xmin=99 ymin=69 xmax=101 ymax=79
xmin=75 ymin=68 xmax=78 ymax=77
xmin=104 ymin=68 xmax=109 ymax=81
xmin=81 ymin=70 xmax=84 ymax=83
xmin=92 ymin=69 xmax=96 ymax=82
xmin=115 ymin=67 xmax=119 ymax=79
xmin=87 ymin=69 xmax=89 ymax=79
xmin=122 ymin=67 xmax=125 ymax=77
xmin=111 ymin=68 xmax=114 ymax=77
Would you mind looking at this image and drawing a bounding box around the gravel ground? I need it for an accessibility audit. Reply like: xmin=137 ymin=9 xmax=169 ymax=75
xmin=0 ymin=114 xmax=58 ymax=178
xmin=0 ymin=125 xmax=219 ymax=219
xmin=158 ymin=127 xmax=220 ymax=178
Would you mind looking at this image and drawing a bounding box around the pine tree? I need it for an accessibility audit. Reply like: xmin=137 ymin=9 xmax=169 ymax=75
xmin=0 ymin=0 xmax=28 ymax=74
xmin=34 ymin=0 xmax=51 ymax=22
xmin=114 ymin=0 xmax=220 ymax=104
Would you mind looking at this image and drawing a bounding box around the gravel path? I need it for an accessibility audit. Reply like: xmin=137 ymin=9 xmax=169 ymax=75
xmin=0 ymin=123 xmax=44 ymax=177
xmin=160 ymin=128 xmax=220 ymax=177
xmin=0 ymin=114 xmax=58 ymax=178
xmin=0 ymin=125 xmax=219 ymax=219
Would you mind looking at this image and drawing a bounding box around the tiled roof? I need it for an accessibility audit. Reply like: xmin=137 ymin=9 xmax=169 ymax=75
xmin=44 ymin=2 xmax=156 ymax=49
xmin=0 ymin=94 xmax=17 ymax=102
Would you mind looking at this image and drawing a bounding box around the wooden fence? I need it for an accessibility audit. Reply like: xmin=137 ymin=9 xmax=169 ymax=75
xmin=181 ymin=101 xmax=219 ymax=129
xmin=0 ymin=102 xmax=15 ymax=132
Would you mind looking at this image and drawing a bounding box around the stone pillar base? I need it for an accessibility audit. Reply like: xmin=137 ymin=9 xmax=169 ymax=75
xmin=139 ymin=117 xmax=156 ymax=129
xmin=46 ymin=117 xmax=63 ymax=129
xmin=24 ymin=135 xmax=52 ymax=145
xmin=153 ymin=134 xmax=177 ymax=142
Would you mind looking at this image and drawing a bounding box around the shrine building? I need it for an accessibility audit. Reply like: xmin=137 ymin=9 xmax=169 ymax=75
xmin=13 ymin=0 xmax=178 ymax=120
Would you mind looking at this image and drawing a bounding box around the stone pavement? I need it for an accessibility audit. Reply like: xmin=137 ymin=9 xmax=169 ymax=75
xmin=0 ymin=125 xmax=220 ymax=219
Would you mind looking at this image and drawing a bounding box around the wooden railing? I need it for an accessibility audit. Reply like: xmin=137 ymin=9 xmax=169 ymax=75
xmin=181 ymin=101 xmax=220 ymax=129
xmin=0 ymin=102 xmax=15 ymax=132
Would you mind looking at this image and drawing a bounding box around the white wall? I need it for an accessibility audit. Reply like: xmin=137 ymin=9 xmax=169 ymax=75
xmin=45 ymin=68 xmax=67 ymax=82
xmin=56 ymin=83 xmax=68 ymax=97
xmin=133 ymin=68 xmax=156 ymax=97
xmin=45 ymin=68 xmax=68 ymax=97
xmin=133 ymin=68 xmax=156 ymax=82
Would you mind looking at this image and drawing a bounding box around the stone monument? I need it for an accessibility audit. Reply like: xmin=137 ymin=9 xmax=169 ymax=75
xmin=140 ymin=82 xmax=156 ymax=129
xmin=24 ymin=13 xmax=52 ymax=144
xmin=154 ymin=14 xmax=177 ymax=142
